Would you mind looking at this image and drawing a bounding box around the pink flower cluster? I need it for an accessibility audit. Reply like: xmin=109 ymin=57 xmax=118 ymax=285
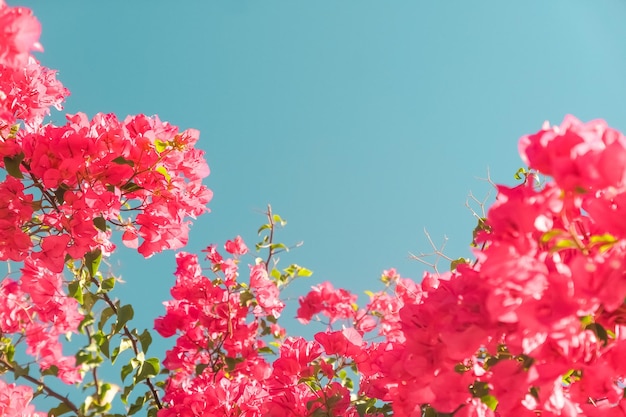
xmin=346 ymin=116 xmax=626 ymax=416
xmin=0 ymin=2 xmax=212 ymax=414
xmin=156 ymin=116 xmax=626 ymax=416
xmin=6 ymin=1 xmax=626 ymax=415
xmin=0 ymin=111 xmax=212 ymax=269
xmin=156 ymin=240 xmax=386 ymax=417
xmin=0 ymin=379 xmax=45 ymax=417
xmin=0 ymin=2 xmax=212 ymax=271
xmin=1 ymin=258 xmax=83 ymax=383
xmin=0 ymin=0 xmax=67 ymax=129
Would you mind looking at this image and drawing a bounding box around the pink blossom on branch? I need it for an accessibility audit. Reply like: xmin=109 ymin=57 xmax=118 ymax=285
xmin=0 ymin=380 xmax=45 ymax=417
xmin=0 ymin=0 xmax=42 ymax=69
xmin=7 ymin=2 xmax=626 ymax=414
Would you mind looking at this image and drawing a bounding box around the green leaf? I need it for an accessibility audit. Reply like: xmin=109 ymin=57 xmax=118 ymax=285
xmin=269 ymin=242 xmax=288 ymax=252
xmin=115 ymin=304 xmax=134 ymax=333
xmin=237 ymin=291 xmax=254 ymax=308
xmin=471 ymin=381 xmax=490 ymax=397
xmin=514 ymin=167 xmax=527 ymax=180
xmin=93 ymin=216 xmax=107 ymax=232
xmin=257 ymin=223 xmax=270 ymax=234
xmin=272 ymin=214 xmax=286 ymax=226
xmin=85 ymin=248 xmax=102 ymax=279
xmin=481 ymin=395 xmax=498 ymax=411
xmin=586 ymin=322 xmax=609 ymax=346
xmin=121 ymin=362 xmax=136 ymax=383
xmin=224 ymin=356 xmax=238 ymax=371
xmin=355 ymin=397 xmax=378 ymax=416
xmin=147 ymin=406 xmax=159 ymax=417
xmin=81 ymin=291 xmax=97 ymax=311
xmin=530 ymin=386 xmax=539 ymax=399
xmin=78 ymin=312 xmax=95 ymax=333
xmin=128 ymin=395 xmax=146 ymax=415
xmin=154 ymin=139 xmax=167 ymax=153
xmin=97 ymin=383 xmax=119 ymax=408
xmin=121 ymin=385 xmax=134 ymax=404
xmin=135 ymin=357 xmax=160 ymax=383
xmin=100 ymin=338 xmax=111 ymax=358
xmin=12 ymin=362 xmax=29 ymax=378
xmin=3 ymin=342 xmax=15 ymax=362
xmin=75 ymin=350 xmax=90 ymax=366
xmin=138 ymin=329 xmax=153 ymax=354
xmin=471 ymin=217 xmax=491 ymax=246
xmin=121 ymin=182 xmax=143 ymax=193
xmin=101 ymin=277 xmax=115 ymax=292
xmin=195 ymin=363 xmax=209 ymax=376
xmin=156 ymin=166 xmax=171 ymax=182
xmin=450 ymin=257 xmax=470 ymax=271
xmin=454 ymin=363 xmax=469 ymax=373
xmin=54 ymin=185 xmax=68 ymax=205
xmin=41 ymin=365 xmax=59 ymax=377
xmin=112 ymin=156 xmax=135 ymax=167
xmin=48 ymin=401 xmax=73 ymax=416
xmin=423 ymin=406 xmax=438 ymax=417
xmin=258 ymin=346 xmax=275 ymax=355
xmin=92 ymin=330 xmax=106 ymax=347
xmin=99 ymin=307 xmax=116 ymax=331
xmin=270 ymin=268 xmax=281 ymax=280
xmin=112 ymin=338 xmax=133 ymax=364
xmin=3 ymin=153 xmax=24 ymax=179
xmin=68 ymin=280 xmax=83 ymax=304
xmin=297 ymin=266 xmax=313 ymax=277
xmin=518 ymin=354 xmax=535 ymax=370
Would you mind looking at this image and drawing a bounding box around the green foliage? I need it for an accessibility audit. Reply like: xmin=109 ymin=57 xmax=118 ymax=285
xmin=111 ymin=156 xmax=135 ymax=167
xmin=84 ymin=249 xmax=102 ymax=279
xmin=514 ymin=167 xmax=527 ymax=180
xmin=49 ymin=402 xmax=74 ymax=416
xmin=450 ymin=257 xmax=470 ymax=271
xmin=270 ymin=263 xmax=313 ymax=287
xmin=471 ymin=217 xmax=491 ymax=247
xmin=4 ymin=152 xmax=24 ymax=179
xmin=586 ymin=322 xmax=608 ymax=346
xmin=93 ymin=216 xmax=107 ymax=232
xmin=115 ymin=305 xmax=134 ymax=333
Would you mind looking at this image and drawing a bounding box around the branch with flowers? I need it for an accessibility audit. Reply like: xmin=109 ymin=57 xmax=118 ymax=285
xmin=3 ymin=2 xmax=626 ymax=416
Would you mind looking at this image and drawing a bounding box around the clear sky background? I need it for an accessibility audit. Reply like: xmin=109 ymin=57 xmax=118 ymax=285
xmin=11 ymin=0 xmax=626 ymax=409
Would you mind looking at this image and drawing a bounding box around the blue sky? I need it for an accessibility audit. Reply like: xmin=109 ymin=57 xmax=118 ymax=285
xmin=11 ymin=0 xmax=626 ymax=409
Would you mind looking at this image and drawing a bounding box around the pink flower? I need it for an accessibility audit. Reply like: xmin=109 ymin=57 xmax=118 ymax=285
xmin=32 ymin=234 xmax=71 ymax=273
xmin=296 ymin=281 xmax=357 ymax=324
xmin=519 ymin=115 xmax=626 ymax=192
xmin=0 ymin=1 xmax=42 ymax=68
xmin=314 ymin=328 xmax=364 ymax=358
xmin=249 ymin=263 xmax=284 ymax=318
xmin=0 ymin=379 xmax=45 ymax=417
xmin=224 ymin=235 xmax=248 ymax=255
xmin=202 ymin=243 xmax=223 ymax=265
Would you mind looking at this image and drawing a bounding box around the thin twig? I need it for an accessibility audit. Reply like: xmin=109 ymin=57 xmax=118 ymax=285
xmin=84 ymin=327 xmax=102 ymax=405
xmin=92 ymin=279 xmax=163 ymax=410
xmin=408 ymin=229 xmax=452 ymax=276
xmin=264 ymin=205 xmax=275 ymax=271
xmin=0 ymin=357 xmax=81 ymax=415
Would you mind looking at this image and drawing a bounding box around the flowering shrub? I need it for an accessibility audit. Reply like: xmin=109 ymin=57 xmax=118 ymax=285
xmin=3 ymin=1 xmax=626 ymax=416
